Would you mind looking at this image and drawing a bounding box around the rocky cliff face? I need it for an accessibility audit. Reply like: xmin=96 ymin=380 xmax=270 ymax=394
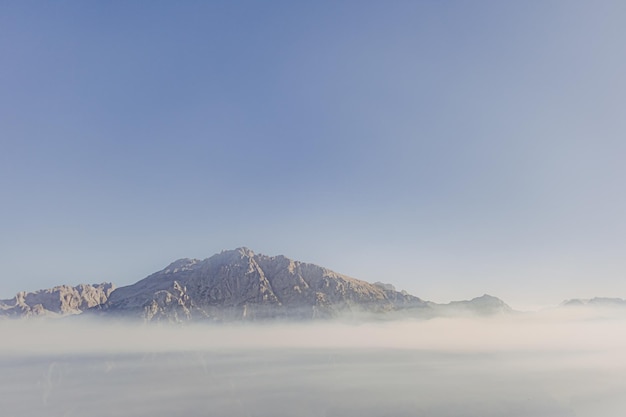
xmin=0 ymin=283 xmax=115 ymax=318
xmin=99 ymin=248 xmax=428 ymax=322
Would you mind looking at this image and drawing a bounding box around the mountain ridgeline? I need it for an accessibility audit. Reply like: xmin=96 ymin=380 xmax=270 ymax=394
xmin=2 ymin=248 xmax=516 ymax=322
xmin=0 ymin=283 xmax=114 ymax=318
xmin=98 ymin=248 xmax=429 ymax=322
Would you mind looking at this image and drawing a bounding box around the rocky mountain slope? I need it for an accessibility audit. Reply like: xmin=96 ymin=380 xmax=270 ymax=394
xmin=0 ymin=283 xmax=115 ymax=318
xmin=96 ymin=248 xmax=429 ymax=322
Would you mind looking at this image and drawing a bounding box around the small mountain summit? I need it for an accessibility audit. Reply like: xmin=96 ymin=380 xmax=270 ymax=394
xmin=431 ymin=294 xmax=514 ymax=316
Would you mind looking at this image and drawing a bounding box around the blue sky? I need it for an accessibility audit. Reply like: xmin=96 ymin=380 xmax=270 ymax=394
xmin=1 ymin=1 xmax=625 ymax=308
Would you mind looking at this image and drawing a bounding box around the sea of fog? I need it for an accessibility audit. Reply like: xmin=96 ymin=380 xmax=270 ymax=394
xmin=2 ymin=310 xmax=626 ymax=417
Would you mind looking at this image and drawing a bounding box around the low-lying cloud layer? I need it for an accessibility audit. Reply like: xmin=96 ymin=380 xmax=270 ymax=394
xmin=2 ymin=310 xmax=626 ymax=417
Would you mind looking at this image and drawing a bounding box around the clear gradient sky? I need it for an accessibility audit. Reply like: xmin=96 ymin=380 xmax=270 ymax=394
xmin=1 ymin=1 xmax=625 ymax=309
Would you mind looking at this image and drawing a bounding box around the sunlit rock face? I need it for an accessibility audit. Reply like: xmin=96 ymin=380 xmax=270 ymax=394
xmin=0 ymin=283 xmax=115 ymax=318
xmin=99 ymin=247 xmax=429 ymax=322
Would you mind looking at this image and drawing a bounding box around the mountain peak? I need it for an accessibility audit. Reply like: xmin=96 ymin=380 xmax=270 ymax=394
xmin=163 ymin=258 xmax=200 ymax=274
xmin=220 ymin=247 xmax=255 ymax=257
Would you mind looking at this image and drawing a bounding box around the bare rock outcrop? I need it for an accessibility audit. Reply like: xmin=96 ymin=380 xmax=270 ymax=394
xmin=0 ymin=283 xmax=115 ymax=318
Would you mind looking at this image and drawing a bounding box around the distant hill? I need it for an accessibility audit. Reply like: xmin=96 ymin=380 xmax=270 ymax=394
xmin=561 ymin=297 xmax=626 ymax=308
xmin=428 ymin=294 xmax=514 ymax=316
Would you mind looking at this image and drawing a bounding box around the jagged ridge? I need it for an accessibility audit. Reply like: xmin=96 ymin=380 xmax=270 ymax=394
xmin=99 ymin=247 xmax=428 ymax=322
xmin=0 ymin=283 xmax=115 ymax=318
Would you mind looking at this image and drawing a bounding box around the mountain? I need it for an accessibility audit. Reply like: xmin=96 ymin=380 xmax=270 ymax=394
xmin=561 ymin=297 xmax=626 ymax=308
xmin=0 ymin=283 xmax=115 ymax=318
xmin=96 ymin=247 xmax=429 ymax=322
xmin=428 ymin=294 xmax=514 ymax=316
xmin=1 ymin=248 xmax=515 ymax=322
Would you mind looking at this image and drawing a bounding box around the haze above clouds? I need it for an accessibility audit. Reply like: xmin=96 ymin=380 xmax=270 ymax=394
xmin=1 ymin=1 xmax=625 ymax=308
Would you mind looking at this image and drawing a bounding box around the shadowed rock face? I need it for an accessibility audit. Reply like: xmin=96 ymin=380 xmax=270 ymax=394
xmin=100 ymin=248 xmax=428 ymax=322
xmin=0 ymin=283 xmax=115 ymax=318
